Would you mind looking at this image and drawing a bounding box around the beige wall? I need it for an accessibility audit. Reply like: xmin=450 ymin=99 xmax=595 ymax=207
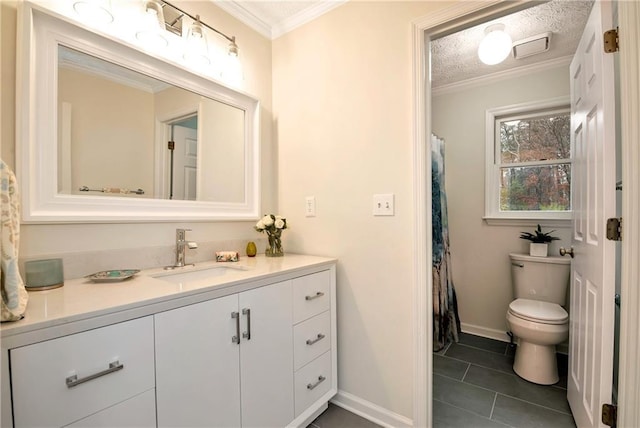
xmin=1 ymin=0 xmax=274 ymax=256
xmin=273 ymin=1 xmax=454 ymax=419
xmin=433 ymin=66 xmax=573 ymax=336
xmin=59 ymin=68 xmax=155 ymax=195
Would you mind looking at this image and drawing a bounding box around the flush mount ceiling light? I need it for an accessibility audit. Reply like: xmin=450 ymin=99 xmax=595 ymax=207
xmin=73 ymin=0 xmax=114 ymax=25
xmin=478 ymin=23 xmax=513 ymax=66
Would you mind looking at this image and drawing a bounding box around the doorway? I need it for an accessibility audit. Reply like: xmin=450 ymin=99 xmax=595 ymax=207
xmin=410 ymin=1 xmax=637 ymax=426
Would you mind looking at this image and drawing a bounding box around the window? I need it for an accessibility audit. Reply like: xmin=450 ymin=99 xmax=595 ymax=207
xmin=485 ymin=97 xmax=571 ymax=224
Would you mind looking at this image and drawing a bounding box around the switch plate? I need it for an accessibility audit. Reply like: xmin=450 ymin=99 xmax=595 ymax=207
xmin=373 ymin=194 xmax=394 ymax=216
xmin=305 ymin=196 xmax=316 ymax=217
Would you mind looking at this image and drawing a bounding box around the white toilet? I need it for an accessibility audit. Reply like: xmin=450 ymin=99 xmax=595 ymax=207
xmin=506 ymin=253 xmax=570 ymax=385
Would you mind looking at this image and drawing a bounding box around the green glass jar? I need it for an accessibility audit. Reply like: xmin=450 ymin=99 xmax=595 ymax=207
xmin=246 ymin=241 xmax=257 ymax=257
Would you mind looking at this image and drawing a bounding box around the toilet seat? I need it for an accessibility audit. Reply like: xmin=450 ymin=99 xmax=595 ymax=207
xmin=508 ymin=298 xmax=568 ymax=325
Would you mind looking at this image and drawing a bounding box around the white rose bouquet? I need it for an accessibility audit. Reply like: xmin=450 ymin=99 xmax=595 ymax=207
xmin=255 ymin=214 xmax=288 ymax=257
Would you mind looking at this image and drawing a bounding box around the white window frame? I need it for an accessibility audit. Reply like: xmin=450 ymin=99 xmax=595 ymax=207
xmin=484 ymin=96 xmax=572 ymax=226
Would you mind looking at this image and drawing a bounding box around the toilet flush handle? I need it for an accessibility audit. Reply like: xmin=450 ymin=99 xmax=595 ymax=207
xmin=559 ymin=247 xmax=574 ymax=258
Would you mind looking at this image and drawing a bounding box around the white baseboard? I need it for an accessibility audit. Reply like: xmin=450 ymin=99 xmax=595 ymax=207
xmin=330 ymin=390 xmax=413 ymax=428
xmin=460 ymin=322 xmax=511 ymax=343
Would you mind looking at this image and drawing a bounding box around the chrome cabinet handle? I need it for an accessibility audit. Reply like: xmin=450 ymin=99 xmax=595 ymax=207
xmin=66 ymin=361 xmax=124 ymax=388
xmin=306 ymin=333 xmax=326 ymax=346
xmin=559 ymin=247 xmax=575 ymax=258
xmin=307 ymin=375 xmax=326 ymax=390
xmin=242 ymin=308 xmax=251 ymax=340
xmin=305 ymin=292 xmax=325 ymax=301
xmin=232 ymin=311 xmax=240 ymax=344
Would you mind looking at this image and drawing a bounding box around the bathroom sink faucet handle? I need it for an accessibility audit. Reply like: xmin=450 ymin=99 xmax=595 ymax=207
xmin=559 ymin=247 xmax=574 ymax=258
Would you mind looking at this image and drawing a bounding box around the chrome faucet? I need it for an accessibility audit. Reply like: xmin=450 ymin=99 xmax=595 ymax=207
xmin=169 ymin=228 xmax=198 ymax=269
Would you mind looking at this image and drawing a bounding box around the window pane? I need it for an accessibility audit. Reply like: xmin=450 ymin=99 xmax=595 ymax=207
xmin=500 ymin=112 xmax=570 ymax=163
xmin=500 ymin=164 xmax=571 ymax=211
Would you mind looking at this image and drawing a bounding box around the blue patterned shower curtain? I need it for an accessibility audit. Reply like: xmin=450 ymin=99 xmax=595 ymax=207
xmin=432 ymin=134 xmax=460 ymax=351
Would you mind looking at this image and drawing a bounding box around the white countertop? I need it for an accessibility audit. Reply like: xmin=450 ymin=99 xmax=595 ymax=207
xmin=1 ymin=254 xmax=336 ymax=341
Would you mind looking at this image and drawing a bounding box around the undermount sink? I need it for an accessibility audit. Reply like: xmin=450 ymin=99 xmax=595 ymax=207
xmin=152 ymin=265 xmax=247 ymax=284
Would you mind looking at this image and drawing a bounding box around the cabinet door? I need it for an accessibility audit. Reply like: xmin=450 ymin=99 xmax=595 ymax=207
xmin=239 ymin=280 xmax=294 ymax=427
xmin=155 ymin=294 xmax=241 ymax=427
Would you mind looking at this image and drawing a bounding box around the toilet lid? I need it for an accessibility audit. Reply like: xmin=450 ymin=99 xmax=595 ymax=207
xmin=509 ymin=298 xmax=568 ymax=325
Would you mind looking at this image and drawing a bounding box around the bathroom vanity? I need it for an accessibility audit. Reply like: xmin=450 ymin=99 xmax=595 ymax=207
xmin=0 ymin=254 xmax=337 ymax=428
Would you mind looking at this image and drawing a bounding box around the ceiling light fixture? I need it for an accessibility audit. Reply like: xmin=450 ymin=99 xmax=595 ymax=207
xmin=478 ymin=23 xmax=513 ymax=66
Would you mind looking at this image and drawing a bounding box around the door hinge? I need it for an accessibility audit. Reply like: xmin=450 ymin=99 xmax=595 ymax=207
xmin=606 ymin=217 xmax=622 ymax=241
xmin=167 ymin=141 xmax=175 ymax=150
xmin=602 ymin=403 xmax=618 ymax=427
xmin=604 ymin=28 xmax=619 ymax=53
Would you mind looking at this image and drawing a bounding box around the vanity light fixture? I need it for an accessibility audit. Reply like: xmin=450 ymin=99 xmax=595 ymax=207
xmin=73 ymin=0 xmax=114 ymax=25
xmin=478 ymin=23 xmax=513 ymax=65
xmin=162 ymin=0 xmax=241 ymax=61
xmin=183 ymin=15 xmax=210 ymax=65
xmin=136 ymin=0 xmax=169 ymax=50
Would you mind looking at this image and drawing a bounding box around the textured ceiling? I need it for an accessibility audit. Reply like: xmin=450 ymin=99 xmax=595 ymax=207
xmin=431 ymin=0 xmax=594 ymax=88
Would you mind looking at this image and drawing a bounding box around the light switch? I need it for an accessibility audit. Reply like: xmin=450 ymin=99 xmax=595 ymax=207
xmin=305 ymin=196 xmax=316 ymax=217
xmin=373 ymin=194 xmax=394 ymax=216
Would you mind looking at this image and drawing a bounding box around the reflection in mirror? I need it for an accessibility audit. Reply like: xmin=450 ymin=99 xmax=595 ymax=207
xmin=57 ymin=45 xmax=245 ymax=202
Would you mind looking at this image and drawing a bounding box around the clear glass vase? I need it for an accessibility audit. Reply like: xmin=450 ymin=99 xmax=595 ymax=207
xmin=266 ymin=230 xmax=284 ymax=257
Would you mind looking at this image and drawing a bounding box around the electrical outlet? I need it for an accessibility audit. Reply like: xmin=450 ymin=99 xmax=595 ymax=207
xmin=305 ymin=196 xmax=316 ymax=217
xmin=373 ymin=194 xmax=394 ymax=216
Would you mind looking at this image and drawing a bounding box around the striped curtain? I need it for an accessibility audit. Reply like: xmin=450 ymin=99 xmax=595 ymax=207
xmin=431 ymin=135 xmax=460 ymax=351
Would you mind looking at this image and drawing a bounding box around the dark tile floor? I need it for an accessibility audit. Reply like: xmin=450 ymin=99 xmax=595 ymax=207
xmin=308 ymin=404 xmax=380 ymax=428
xmin=433 ymin=333 xmax=576 ymax=428
xmin=307 ymin=333 xmax=575 ymax=427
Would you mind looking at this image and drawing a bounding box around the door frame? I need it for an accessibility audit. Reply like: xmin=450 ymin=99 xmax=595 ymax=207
xmin=410 ymin=1 xmax=640 ymax=426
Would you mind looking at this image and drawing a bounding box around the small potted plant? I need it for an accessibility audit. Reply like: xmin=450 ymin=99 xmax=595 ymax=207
xmin=519 ymin=224 xmax=560 ymax=257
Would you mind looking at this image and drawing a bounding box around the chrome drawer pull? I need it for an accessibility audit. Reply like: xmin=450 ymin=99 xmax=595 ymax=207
xmin=232 ymin=311 xmax=240 ymax=344
xmin=305 ymin=292 xmax=325 ymax=301
xmin=65 ymin=361 xmax=124 ymax=388
xmin=307 ymin=375 xmax=326 ymax=390
xmin=306 ymin=333 xmax=326 ymax=346
xmin=242 ymin=308 xmax=251 ymax=340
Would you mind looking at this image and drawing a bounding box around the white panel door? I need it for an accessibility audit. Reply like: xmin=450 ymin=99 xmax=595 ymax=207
xmin=567 ymin=1 xmax=616 ymax=427
xmin=172 ymin=124 xmax=197 ymax=200
xmin=239 ymin=281 xmax=294 ymax=427
xmin=155 ymin=294 xmax=241 ymax=428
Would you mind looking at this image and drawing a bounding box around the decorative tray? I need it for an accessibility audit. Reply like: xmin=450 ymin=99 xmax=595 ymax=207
xmin=86 ymin=269 xmax=140 ymax=283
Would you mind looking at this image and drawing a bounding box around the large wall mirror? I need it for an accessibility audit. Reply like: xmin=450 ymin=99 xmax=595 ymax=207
xmin=18 ymin=3 xmax=260 ymax=222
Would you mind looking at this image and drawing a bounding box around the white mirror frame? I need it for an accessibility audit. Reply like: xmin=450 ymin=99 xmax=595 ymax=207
xmin=16 ymin=2 xmax=260 ymax=223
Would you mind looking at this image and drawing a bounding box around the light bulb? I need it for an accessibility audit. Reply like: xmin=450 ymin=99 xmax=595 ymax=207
xmin=478 ymin=24 xmax=512 ymax=66
xmin=183 ymin=16 xmax=210 ymax=66
xmin=73 ymin=0 xmax=114 ymax=25
xmin=136 ymin=0 xmax=168 ymax=50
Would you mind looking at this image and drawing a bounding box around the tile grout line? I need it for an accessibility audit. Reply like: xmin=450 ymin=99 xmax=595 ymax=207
xmin=489 ymin=392 xmax=498 ymax=419
xmin=461 ymin=361 xmax=471 ymax=382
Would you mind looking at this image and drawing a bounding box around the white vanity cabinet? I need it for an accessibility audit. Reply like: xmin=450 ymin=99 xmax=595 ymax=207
xmin=155 ymin=280 xmax=294 ymax=427
xmin=1 ymin=256 xmax=336 ymax=428
xmin=9 ymin=316 xmax=155 ymax=428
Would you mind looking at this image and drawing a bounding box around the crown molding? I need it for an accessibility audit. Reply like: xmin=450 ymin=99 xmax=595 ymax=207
xmin=213 ymin=1 xmax=273 ymax=39
xmin=214 ymin=1 xmax=347 ymax=40
xmin=432 ymin=55 xmax=573 ymax=96
xmin=271 ymin=1 xmax=347 ymax=39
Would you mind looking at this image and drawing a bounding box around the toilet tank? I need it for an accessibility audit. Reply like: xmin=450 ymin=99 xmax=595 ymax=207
xmin=509 ymin=253 xmax=570 ymax=305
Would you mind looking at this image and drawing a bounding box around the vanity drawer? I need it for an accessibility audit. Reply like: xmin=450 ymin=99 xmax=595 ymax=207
xmin=10 ymin=316 xmax=155 ymax=428
xmin=294 ymin=310 xmax=331 ymax=370
xmin=293 ymin=270 xmax=331 ymax=323
xmin=65 ymin=388 xmax=156 ymax=428
xmin=294 ymin=351 xmax=332 ymax=417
